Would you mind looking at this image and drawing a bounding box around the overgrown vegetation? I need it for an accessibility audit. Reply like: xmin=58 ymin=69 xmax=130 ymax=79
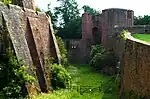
xmin=51 ymin=64 xmax=71 ymax=90
xmin=0 ymin=48 xmax=36 ymax=98
xmin=33 ymin=65 xmax=117 ymax=99
xmin=90 ymin=45 xmax=118 ymax=75
xmin=82 ymin=5 xmax=100 ymax=16
xmin=56 ymin=36 xmax=69 ymax=66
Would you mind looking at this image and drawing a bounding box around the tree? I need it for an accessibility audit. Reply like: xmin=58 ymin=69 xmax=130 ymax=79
xmin=54 ymin=0 xmax=80 ymax=26
xmin=57 ymin=17 xmax=82 ymax=39
xmin=82 ymin=5 xmax=100 ymax=16
xmin=52 ymin=0 xmax=82 ymax=39
xmin=134 ymin=15 xmax=150 ymax=25
xmin=45 ymin=3 xmax=58 ymax=30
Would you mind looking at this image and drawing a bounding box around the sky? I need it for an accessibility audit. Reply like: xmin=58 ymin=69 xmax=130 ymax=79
xmin=36 ymin=0 xmax=150 ymax=16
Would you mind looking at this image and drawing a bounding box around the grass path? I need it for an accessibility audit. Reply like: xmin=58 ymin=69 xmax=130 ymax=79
xmin=32 ymin=65 xmax=117 ymax=99
xmin=132 ymin=34 xmax=150 ymax=42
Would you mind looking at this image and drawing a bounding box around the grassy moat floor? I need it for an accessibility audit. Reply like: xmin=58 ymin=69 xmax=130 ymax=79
xmin=32 ymin=65 xmax=117 ymax=99
xmin=132 ymin=34 xmax=150 ymax=42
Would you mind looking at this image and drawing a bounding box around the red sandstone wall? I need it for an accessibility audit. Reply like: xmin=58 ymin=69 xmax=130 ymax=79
xmin=101 ymin=8 xmax=134 ymax=49
xmin=122 ymin=33 xmax=150 ymax=97
xmin=82 ymin=13 xmax=93 ymax=40
xmin=80 ymin=13 xmax=93 ymax=63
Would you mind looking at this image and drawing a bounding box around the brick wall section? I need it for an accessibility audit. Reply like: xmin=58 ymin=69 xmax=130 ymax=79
xmin=121 ymin=33 xmax=150 ymax=97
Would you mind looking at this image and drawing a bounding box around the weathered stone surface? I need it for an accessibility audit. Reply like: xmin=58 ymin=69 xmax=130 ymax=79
xmin=12 ymin=0 xmax=35 ymax=10
xmin=0 ymin=1 xmax=61 ymax=96
xmin=22 ymin=0 xmax=35 ymax=10
xmin=48 ymin=16 xmax=61 ymax=64
xmin=2 ymin=4 xmax=33 ymax=66
xmin=101 ymin=8 xmax=134 ymax=49
xmin=121 ymin=33 xmax=150 ymax=97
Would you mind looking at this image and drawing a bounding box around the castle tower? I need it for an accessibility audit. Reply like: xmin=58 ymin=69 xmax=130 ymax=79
xmin=101 ymin=8 xmax=134 ymax=49
xmin=80 ymin=13 xmax=93 ymax=63
xmin=82 ymin=13 xmax=93 ymax=43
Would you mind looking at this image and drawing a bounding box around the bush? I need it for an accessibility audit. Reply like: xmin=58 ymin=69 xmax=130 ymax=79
xmin=56 ymin=36 xmax=69 ymax=66
xmin=51 ymin=64 xmax=71 ymax=90
xmin=90 ymin=45 xmax=118 ymax=74
xmin=0 ymin=48 xmax=36 ymax=98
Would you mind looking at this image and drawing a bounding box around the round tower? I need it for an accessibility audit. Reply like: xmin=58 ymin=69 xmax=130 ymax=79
xmin=101 ymin=8 xmax=134 ymax=49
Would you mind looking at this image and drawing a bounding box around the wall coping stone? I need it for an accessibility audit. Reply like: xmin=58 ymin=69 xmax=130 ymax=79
xmin=125 ymin=32 xmax=150 ymax=46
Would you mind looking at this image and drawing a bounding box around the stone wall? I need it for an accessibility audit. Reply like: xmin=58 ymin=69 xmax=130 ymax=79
xmin=69 ymin=8 xmax=134 ymax=64
xmin=101 ymin=8 xmax=134 ymax=49
xmin=114 ymin=25 xmax=150 ymax=60
xmin=0 ymin=1 xmax=61 ymax=96
xmin=12 ymin=0 xmax=35 ymax=10
xmin=115 ymin=25 xmax=150 ymax=34
xmin=121 ymin=33 xmax=150 ymax=98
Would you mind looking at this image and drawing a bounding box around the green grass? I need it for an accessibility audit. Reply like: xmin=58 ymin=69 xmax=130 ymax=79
xmin=132 ymin=34 xmax=150 ymax=42
xmin=32 ymin=65 xmax=117 ymax=99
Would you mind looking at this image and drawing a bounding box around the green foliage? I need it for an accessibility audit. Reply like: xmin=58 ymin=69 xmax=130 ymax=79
xmin=0 ymin=48 xmax=36 ymax=98
xmin=51 ymin=64 xmax=71 ymax=90
xmin=134 ymin=15 xmax=150 ymax=25
xmin=33 ymin=65 xmax=117 ymax=99
xmin=47 ymin=0 xmax=82 ymax=39
xmin=0 ymin=0 xmax=12 ymax=5
xmin=46 ymin=5 xmax=58 ymax=30
xmin=90 ymin=45 xmax=106 ymax=58
xmin=54 ymin=0 xmax=80 ymax=25
xmin=57 ymin=17 xmax=82 ymax=39
xmin=90 ymin=45 xmax=118 ymax=72
xmin=82 ymin=5 xmax=100 ymax=16
xmin=56 ymin=36 xmax=69 ymax=66
xmin=120 ymin=30 xmax=128 ymax=40
xmin=36 ymin=7 xmax=41 ymax=12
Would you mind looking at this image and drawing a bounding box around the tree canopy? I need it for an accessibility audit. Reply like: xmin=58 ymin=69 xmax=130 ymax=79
xmin=46 ymin=1 xmax=101 ymax=39
xmin=82 ymin=5 xmax=100 ymax=16
xmin=134 ymin=15 xmax=150 ymax=25
xmin=47 ymin=0 xmax=82 ymax=39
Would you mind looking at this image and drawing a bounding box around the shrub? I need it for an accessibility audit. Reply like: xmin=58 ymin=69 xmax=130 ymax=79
xmin=56 ymin=36 xmax=69 ymax=66
xmin=90 ymin=45 xmax=118 ymax=74
xmin=51 ymin=64 xmax=71 ymax=90
xmin=0 ymin=48 xmax=36 ymax=98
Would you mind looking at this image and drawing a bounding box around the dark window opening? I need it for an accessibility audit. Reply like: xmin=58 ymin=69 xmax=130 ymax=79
xmin=92 ymin=27 xmax=101 ymax=44
xmin=145 ymin=29 xmax=148 ymax=33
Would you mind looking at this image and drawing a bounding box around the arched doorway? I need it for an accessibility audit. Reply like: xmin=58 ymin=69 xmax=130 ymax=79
xmin=92 ymin=27 xmax=101 ymax=44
